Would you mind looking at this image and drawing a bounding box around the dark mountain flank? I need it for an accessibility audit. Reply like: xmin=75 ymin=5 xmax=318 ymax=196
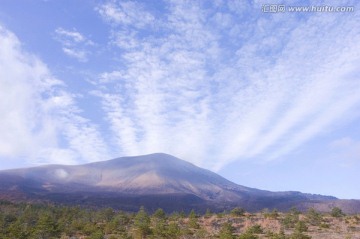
xmin=0 ymin=153 xmax=358 ymax=213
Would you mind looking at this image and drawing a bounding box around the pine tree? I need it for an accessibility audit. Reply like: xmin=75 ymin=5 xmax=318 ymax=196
xmin=153 ymin=208 xmax=166 ymax=220
xmin=134 ymin=206 xmax=151 ymax=238
xmin=219 ymin=221 xmax=235 ymax=239
xmin=204 ymin=208 xmax=212 ymax=218
xmin=152 ymin=208 xmax=167 ymax=238
xmin=33 ymin=212 xmax=60 ymax=239
xmin=167 ymin=222 xmax=181 ymax=238
xmin=188 ymin=209 xmax=199 ymax=229
xmin=295 ymin=220 xmax=308 ymax=233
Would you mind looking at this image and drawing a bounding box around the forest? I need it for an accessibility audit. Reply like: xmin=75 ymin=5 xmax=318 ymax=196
xmin=1 ymin=200 xmax=359 ymax=239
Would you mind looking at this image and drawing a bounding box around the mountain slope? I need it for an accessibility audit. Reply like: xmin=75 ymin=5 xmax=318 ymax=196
xmin=0 ymin=153 xmax=356 ymax=213
xmin=0 ymin=153 xmax=259 ymax=201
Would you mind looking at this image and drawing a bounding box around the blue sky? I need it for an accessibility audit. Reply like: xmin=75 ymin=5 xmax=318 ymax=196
xmin=0 ymin=0 xmax=359 ymax=199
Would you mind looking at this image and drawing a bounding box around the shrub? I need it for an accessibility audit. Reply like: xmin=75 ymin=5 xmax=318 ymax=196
xmin=306 ymin=208 xmax=322 ymax=226
xmin=218 ymin=222 xmax=235 ymax=239
xmin=331 ymin=207 xmax=345 ymax=218
xmin=282 ymin=208 xmax=300 ymax=229
xmin=89 ymin=230 xmax=104 ymax=239
xmin=264 ymin=209 xmax=279 ymax=219
xmin=289 ymin=231 xmax=311 ymax=239
xmin=247 ymin=224 xmax=263 ymax=234
xmin=231 ymin=207 xmax=245 ymax=217
xmin=295 ymin=220 xmax=308 ymax=233
xmin=266 ymin=229 xmax=286 ymax=239
xmin=238 ymin=232 xmax=259 ymax=239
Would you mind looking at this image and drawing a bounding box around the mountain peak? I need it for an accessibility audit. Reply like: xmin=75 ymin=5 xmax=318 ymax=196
xmin=107 ymin=152 xmax=190 ymax=164
xmin=96 ymin=153 xmax=199 ymax=175
xmin=0 ymin=153 xmax=355 ymax=213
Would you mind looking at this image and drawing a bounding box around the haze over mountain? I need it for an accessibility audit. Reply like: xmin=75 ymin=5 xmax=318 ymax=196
xmin=0 ymin=153 xmax=359 ymax=213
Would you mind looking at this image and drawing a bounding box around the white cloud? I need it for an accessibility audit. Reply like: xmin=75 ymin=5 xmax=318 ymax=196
xmin=54 ymin=27 xmax=93 ymax=62
xmin=111 ymin=29 xmax=139 ymax=49
xmin=98 ymin=71 xmax=123 ymax=83
xmin=0 ymin=25 xmax=110 ymax=167
xmin=3 ymin=1 xmax=359 ymax=172
xmin=96 ymin=1 xmax=155 ymax=28
xmin=62 ymin=47 xmax=88 ymax=62
xmin=94 ymin=1 xmax=360 ymax=171
xmin=0 ymin=25 xmax=59 ymax=159
xmin=55 ymin=28 xmax=85 ymax=44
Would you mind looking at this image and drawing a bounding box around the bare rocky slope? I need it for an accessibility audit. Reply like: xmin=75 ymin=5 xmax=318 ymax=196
xmin=0 ymin=153 xmax=358 ymax=213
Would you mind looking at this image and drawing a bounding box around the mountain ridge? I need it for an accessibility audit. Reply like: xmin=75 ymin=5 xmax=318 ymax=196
xmin=0 ymin=153 xmax=358 ymax=213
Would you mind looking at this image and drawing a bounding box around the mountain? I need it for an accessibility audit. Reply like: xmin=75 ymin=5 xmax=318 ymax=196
xmin=0 ymin=153 xmax=358 ymax=213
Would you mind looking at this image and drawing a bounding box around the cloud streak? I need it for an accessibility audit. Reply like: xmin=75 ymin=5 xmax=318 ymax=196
xmin=1 ymin=1 xmax=360 ymax=173
xmin=94 ymin=1 xmax=360 ymax=170
xmin=54 ymin=27 xmax=93 ymax=62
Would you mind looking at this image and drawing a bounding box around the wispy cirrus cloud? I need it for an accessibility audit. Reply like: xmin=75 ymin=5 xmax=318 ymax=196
xmin=0 ymin=24 xmax=110 ymax=166
xmin=54 ymin=27 xmax=93 ymax=62
xmin=3 ymin=1 xmax=359 ymax=172
xmin=55 ymin=27 xmax=86 ymax=43
xmin=61 ymin=47 xmax=88 ymax=62
xmin=94 ymin=1 xmax=360 ymax=170
xmin=96 ymin=0 xmax=155 ymax=28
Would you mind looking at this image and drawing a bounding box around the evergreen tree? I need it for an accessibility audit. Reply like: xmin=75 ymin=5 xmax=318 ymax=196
xmin=33 ymin=212 xmax=60 ymax=239
xmin=152 ymin=209 xmax=167 ymax=238
xmin=179 ymin=210 xmax=186 ymax=218
xmin=7 ymin=219 xmax=30 ymax=239
xmin=105 ymin=211 xmax=130 ymax=234
xmin=134 ymin=206 xmax=151 ymax=238
xmin=0 ymin=212 xmax=4 ymax=234
xmin=204 ymin=208 xmax=212 ymax=218
xmin=153 ymin=208 xmax=166 ymax=220
xmin=188 ymin=209 xmax=199 ymax=229
xmin=290 ymin=220 xmax=310 ymax=239
xmin=219 ymin=221 xmax=235 ymax=239
xmin=167 ymin=222 xmax=181 ymax=238
xmin=98 ymin=207 xmax=115 ymax=222
xmin=295 ymin=220 xmax=308 ymax=233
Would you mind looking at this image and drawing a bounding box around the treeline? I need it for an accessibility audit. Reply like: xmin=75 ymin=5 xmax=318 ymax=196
xmin=0 ymin=200 xmax=357 ymax=239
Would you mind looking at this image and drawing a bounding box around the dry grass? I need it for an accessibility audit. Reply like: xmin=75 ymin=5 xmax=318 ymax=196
xmin=187 ymin=212 xmax=360 ymax=238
